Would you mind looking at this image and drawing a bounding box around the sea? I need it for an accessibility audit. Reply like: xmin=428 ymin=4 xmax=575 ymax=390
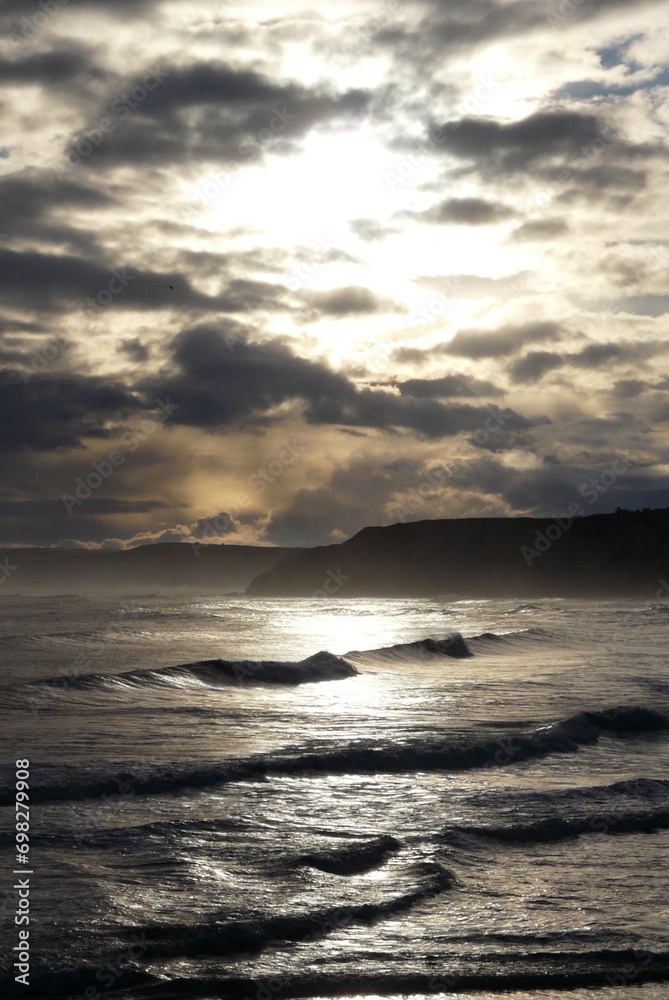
xmin=1 ymin=595 xmax=669 ymax=1000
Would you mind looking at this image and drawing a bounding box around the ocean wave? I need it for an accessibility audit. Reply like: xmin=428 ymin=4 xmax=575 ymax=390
xmin=3 ymin=706 xmax=666 ymax=806
xmin=586 ymin=706 xmax=669 ymax=734
xmin=0 ymin=969 xmax=158 ymax=1000
xmin=447 ymin=806 xmax=669 ymax=846
xmin=292 ymin=835 xmax=402 ymax=875
xmin=17 ymin=650 xmax=358 ymax=693
xmin=127 ymin=862 xmax=454 ymax=959
xmin=467 ymin=627 xmax=553 ymax=651
xmin=348 ymin=631 xmax=472 ymax=660
xmin=17 ymin=948 xmax=668 ymax=999
xmin=195 ymin=950 xmax=669 ymax=997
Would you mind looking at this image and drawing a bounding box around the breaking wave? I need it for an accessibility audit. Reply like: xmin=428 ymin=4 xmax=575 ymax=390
xmin=349 ymin=631 xmax=472 ymax=660
xmin=126 ymin=862 xmax=454 ymax=959
xmin=18 ymin=650 xmax=357 ymax=693
xmin=2 ymin=705 xmax=666 ymax=807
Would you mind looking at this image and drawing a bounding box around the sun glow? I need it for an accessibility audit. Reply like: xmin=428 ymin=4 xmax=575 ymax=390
xmin=198 ymin=124 xmax=402 ymax=247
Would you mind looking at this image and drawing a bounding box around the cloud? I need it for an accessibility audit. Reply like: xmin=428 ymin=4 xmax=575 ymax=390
xmin=570 ymin=340 xmax=661 ymax=366
xmin=414 ymin=197 xmax=515 ymax=225
xmin=143 ymin=325 xmax=542 ymax=440
xmin=432 ymin=110 xmax=609 ymax=172
xmin=144 ymin=324 xmax=355 ymax=429
xmin=510 ymin=351 xmax=564 ymax=382
xmin=349 ymin=218 xmax=401 ymax=241
xmin=446 ymin=321 xmax=562 ymax=358
xmin=0 ymin=498 xmax=169 ymax=517
xmin=261 ymin=456 xmax=451 ymax=546
xmin=1 ymin=0 xmax=668 ymax=548
xmin=393 ymin=374 xmax=504 ymax=398
xmin=303 ymin=286 xmax=386 ymax=315
xmin=0 ymin=174 xmax=115 ymax=254
xmin=374 ymin=0 xmax=656 ymax=63
xmin=118 ymin=338 xmax=150 ymax=362
xmin=0 ymin=248 xmax=288 ymax=315
xmin=0 ymin=47 xmax=102 ymax=86
xmin=72 ymin=61 xmax=370 ymax=168
xmin=509 ymin=218 xmax=569 ymax=241
xmin=0 ymin=371 xmax=141 ymax=452
xmin=510 ymin=340 xmax=665 ymax=381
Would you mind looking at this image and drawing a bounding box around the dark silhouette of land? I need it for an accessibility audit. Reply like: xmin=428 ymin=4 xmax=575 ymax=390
xmin=3 ymin=508 xmax=669 ymax=597
xmin=0 ymin=543 xmax=298 ymax=595
xmin=247 ymin=508 xmax=669 ymax=599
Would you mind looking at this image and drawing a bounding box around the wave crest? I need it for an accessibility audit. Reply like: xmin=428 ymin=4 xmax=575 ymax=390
xmin=293 ymin=835 xmax=401 ymax=875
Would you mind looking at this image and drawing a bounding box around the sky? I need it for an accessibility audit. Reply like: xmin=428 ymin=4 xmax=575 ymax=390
xmin=1 ymin=0 xmax=668 ymax=549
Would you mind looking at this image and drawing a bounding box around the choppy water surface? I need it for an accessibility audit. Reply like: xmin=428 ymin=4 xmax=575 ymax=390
xmin=1 ymin=596 xmax=668 ymax=998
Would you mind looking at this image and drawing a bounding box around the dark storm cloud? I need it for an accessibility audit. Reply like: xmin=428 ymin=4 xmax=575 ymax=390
xmin=446 ymin=321 xmax=562 ymax=358
xmin=611 ymin=379 xmax=657 ymax=399
xmin=0 ymin=174 xmax=113 ymax=254
xmin=304 ymin=286 xmax=386 ymax=315
xmin=119 ymin=338 xmax=150 ymax=362
xmin=448 ymin=451 xmax=669 ymax=517
xmin=432 ymin=110 xmax=609 ymax=173
xmin=143 ymin=325 xmax=542 ymax=440
xmin=571 ymin=340 xmax=662 ymax=367
xmin=0 ymin=248 xmax=288 ymax=315
xmin=0 ymin=498 xmax=169 ymax=518
xmin=510 ymin=351 xmax=564 ymax=382
xmin=510 ymin=340 xmax=665 ymax=382
xmin=189 ymin=512 xmax=238 ymax=539
xmin=0 ymin=371 xmax=140 ymax=452
xmin=305 ymin=391 xmax=541 ymax=439
xmin=0 ymin=317 xmax=43 ymax=335
xmin=0 ymin=336 xmax=71 ymax=371
xmin=393 ymin=375 xmax=504 ymax=398
xmin=144 ymin=325 xmax=356 ymax=429
xmin=413 ymin=197 xmax=515 ymax=225
xmin=76 ymin=62 xmax=370 ymax=168
xmin=0 ymin=48 xmax=100 ymax=86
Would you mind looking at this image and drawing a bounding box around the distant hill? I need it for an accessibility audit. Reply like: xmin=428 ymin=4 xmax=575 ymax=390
xmin=246 ymin=508 xmax=669 ymax=599
xmin=0 ymin=543 xmax=299 ymax=596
